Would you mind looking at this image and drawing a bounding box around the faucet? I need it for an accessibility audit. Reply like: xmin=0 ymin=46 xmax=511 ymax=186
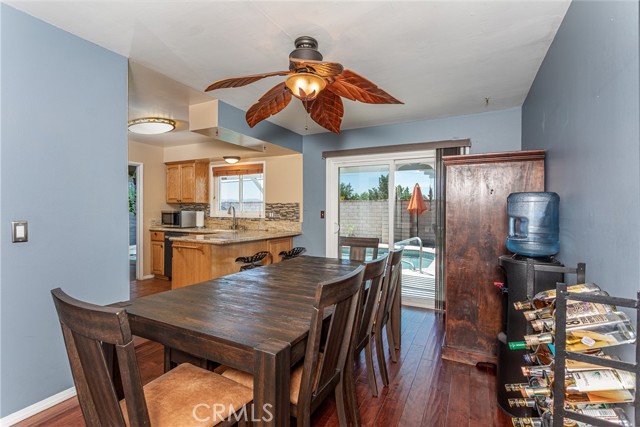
xmin=227 ymin=206 xmax=238 ymax=230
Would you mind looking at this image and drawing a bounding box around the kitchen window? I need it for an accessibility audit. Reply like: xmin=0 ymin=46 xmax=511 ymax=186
xmin=210 ymin=162 xmax=265 ymax=217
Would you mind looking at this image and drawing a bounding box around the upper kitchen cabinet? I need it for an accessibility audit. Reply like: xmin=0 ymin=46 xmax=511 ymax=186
xmin=166 ymin=160 xmax=209 ymax=203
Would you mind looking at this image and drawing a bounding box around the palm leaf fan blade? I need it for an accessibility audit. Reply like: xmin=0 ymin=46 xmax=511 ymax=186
xmin=308 ymin=90 xmax=344 ymax=134
xmin=205 ymin=71 xmax=290 ymax=92
xmin=327 ymin=69 xmax=403 ymax=104
xmin=246 ymin=83 xmax=292 ymax=128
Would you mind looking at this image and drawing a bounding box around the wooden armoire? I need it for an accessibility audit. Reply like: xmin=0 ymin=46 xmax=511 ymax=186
xmin=442 ymin=150 xmax=545 ymax=365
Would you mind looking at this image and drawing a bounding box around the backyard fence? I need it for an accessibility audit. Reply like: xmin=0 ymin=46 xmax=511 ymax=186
xmin=339 ymin=200 xmax=436 ymax=246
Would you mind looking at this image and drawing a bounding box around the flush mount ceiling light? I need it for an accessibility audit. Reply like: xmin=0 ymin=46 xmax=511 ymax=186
xmin=223 ymin=156 xmax=241 ymax=164
xmin=128 ymin=117 xmax=176 ymax=135
xmin=205 ymin=36 xmax=402 ymax=134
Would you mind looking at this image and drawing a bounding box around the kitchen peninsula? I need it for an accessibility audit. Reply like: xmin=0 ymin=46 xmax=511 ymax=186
xmin=150 ymin=227 xmax=300 ymax=288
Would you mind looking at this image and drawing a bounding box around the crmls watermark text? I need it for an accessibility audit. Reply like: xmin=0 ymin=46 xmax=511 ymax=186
xmin=193 ymin=403 xmax=274 ymax=424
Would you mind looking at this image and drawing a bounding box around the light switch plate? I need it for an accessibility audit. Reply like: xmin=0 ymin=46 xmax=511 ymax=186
xmin=12 ymin=220 xmax=28 ymax=243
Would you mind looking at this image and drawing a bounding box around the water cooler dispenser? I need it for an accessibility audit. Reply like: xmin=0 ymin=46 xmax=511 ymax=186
xmin=497 ymin=191 xmax=563 ymax=416
xmin=506 ymin=192 xmax=559 ymax=258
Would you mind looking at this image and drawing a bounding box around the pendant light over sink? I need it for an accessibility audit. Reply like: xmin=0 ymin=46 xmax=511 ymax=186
xmin=128 ymin=117 xmax=176 ymax=135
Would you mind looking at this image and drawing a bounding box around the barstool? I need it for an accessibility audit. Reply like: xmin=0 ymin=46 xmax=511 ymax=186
xmin=235 ymin=251 xmax=270 ymax=271
xmin=279 ymin=247 xmax=307 ymax=260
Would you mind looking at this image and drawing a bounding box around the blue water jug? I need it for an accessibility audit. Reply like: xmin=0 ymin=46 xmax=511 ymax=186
xmin=506 ymin=192 xmax=559 ymax=257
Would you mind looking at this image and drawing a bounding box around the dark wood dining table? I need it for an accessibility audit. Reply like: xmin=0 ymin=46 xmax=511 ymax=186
xmin=117 ymin=256 xmax=364 ymax=427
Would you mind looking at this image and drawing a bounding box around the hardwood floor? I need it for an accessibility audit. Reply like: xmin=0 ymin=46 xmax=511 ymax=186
xmin=129 ymin=276 xmax=171 ymax=298
xmin=17 ymin=278 xmax=511 ymax=427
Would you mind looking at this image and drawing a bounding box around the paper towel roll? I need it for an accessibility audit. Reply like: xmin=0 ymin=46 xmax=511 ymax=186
xmin=196 ymin=211 xmax=205 ymax=228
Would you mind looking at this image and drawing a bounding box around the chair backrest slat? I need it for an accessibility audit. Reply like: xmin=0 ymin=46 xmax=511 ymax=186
xmin=339 ymin=237 xmax=380 ymax=262
xmin=51 ymin=288 xmax=150 ymax=427
xmin=297 ymin=265 xmax=365 ymax=414
xmin=59 ymin=325 xmax=106 ymax=426
xmin=73 ymin=331 xmax=127 ymax=425
xmin=354 ymin=255 xmax=388 ymax=352
xmin=379 ymin=248 xmax=404 ymax=325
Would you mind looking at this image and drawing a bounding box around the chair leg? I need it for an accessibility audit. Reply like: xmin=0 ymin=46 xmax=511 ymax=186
xmin=390 ymin=317 xmax=400 ymax=350
xmin=335 ymin=377 xmax=351 ymax=427
xmin=163 ymin=346 xmax=172 ymax=372
xmin=364 ymin=341 xmax=378 ymax=397
xmin=385 ymin=321 xmax=398 ymax=363
xmin=374 ymin=328 xmax=389 ymax=386
xmin=344 ymin=353 xmax=361 ymax=426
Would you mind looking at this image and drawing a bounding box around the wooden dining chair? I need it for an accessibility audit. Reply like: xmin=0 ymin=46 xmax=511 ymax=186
xmin=339 ymin=236 xmax=380 ymax=262
xmin=219 ymin=264 xmax=366 ymax=427
xmin=375 ymin=248 xmax=404 ymax=387
xmin=352 ymin=254 xmax=388 ymax=397
xmin=51 ymin=288 xmax=253 ymax=427
xmin=339 ymin=254 xmax=388 ymax=426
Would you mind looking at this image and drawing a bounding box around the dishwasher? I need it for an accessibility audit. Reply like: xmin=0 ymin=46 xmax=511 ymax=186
xmin=164 ymin=231 xmax=189 ymax=278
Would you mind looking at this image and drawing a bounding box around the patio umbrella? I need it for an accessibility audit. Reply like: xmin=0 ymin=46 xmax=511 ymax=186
xmin=407 ymin=183 xmax=428 ymax=237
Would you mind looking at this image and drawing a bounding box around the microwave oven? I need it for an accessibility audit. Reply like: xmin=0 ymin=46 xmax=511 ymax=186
xmin=161 ymin=210 xmax=197 ymax=228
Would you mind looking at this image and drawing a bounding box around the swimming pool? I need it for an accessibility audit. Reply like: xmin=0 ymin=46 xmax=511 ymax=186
xmin=340 ymin=245 xmax=434 ymax=271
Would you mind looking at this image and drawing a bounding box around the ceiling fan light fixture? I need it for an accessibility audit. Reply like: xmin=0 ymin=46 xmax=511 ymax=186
xmin=285 ymin=72 xmax=326 ymax=101
xmin=205 ymin=35 xmax=402 ymax=134
xmin=223 ymin=156 xmax=241 ymax=164
xmin=128 ymin=117 xmax=176 ymax=135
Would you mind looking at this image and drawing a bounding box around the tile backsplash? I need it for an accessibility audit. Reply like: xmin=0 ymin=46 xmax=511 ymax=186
xmin=173 ymin=202 xmax=301 ymax=233
xmin=265 ymin=203 xmax=299 ymax=222
xmin=177 ymin=203 xmax=210 ymax=216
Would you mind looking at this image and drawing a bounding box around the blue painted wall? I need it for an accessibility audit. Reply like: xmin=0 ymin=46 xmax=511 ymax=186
xmin=218 ymin=101 xmax=303 ymax=153
xmin=0 ymin=5 xmax=128 ymax=417
xmin=298 ymin=107 xmax=522 ymax=256
xmin=7 ymin=0 xmax=634 ymax=416
xmin=522 ymin=0 xmax=640 ymax=297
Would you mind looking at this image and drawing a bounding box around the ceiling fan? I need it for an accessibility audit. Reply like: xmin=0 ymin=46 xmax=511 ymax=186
xmin=205 ymin=36 xmax=403 ymax=134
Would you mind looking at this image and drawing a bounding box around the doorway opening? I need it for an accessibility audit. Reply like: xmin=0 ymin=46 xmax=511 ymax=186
xmin=128 ymin=162 xmax=143 ymax=281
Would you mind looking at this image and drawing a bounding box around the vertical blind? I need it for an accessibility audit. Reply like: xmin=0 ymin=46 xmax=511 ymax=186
xmin=434 ymin=146 xmax=466 ymax=311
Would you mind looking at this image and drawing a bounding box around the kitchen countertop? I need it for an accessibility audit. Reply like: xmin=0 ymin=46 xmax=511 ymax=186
xmin=150 ymin=226 xmax=235 ymax=234
xmin=150 ymin=227 xmax=300 ymax=245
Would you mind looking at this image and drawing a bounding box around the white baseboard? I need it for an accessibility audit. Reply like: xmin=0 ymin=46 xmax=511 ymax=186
xmin=139 ymin=274 xmax=154 ymax=280
xmin=0 ymin=387 xmax=76 ymax=427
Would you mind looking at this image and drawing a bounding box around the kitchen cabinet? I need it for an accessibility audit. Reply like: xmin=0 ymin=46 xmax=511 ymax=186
xmin=166 ymin=160 xmax=209 ymax=203
xmin=170 ymin=236 xmax=294 ymax=289
xmin=151 ymin=231 xmax=165 ymax=277
xmin=267 ymin=237 xmax=293 ymax=263
xmin=442 ymin=150 xmax=545 ymax=366
xmin=171 ymin=242 xmax=213 ymax=289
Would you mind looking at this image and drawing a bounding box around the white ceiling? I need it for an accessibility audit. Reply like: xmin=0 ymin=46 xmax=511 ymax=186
xmin=6 ymin=0 xmax=571 ymax=139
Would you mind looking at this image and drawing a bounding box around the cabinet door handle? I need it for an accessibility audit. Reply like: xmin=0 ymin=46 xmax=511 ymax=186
xmin=174 ymin=245 xmax=203 ymax=252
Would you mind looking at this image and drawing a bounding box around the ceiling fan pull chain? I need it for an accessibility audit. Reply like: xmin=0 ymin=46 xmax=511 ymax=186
xmin=304 ymin=99 xmax=309 ymax=131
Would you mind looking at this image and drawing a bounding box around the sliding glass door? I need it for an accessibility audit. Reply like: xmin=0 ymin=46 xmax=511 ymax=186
xmin=393 ymin=159 xmax=436 ymax=307
xmin=326 ymin=152 xmax=438 ymax=309
xmin=337 ymin=163 xmax=391 ymax=254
